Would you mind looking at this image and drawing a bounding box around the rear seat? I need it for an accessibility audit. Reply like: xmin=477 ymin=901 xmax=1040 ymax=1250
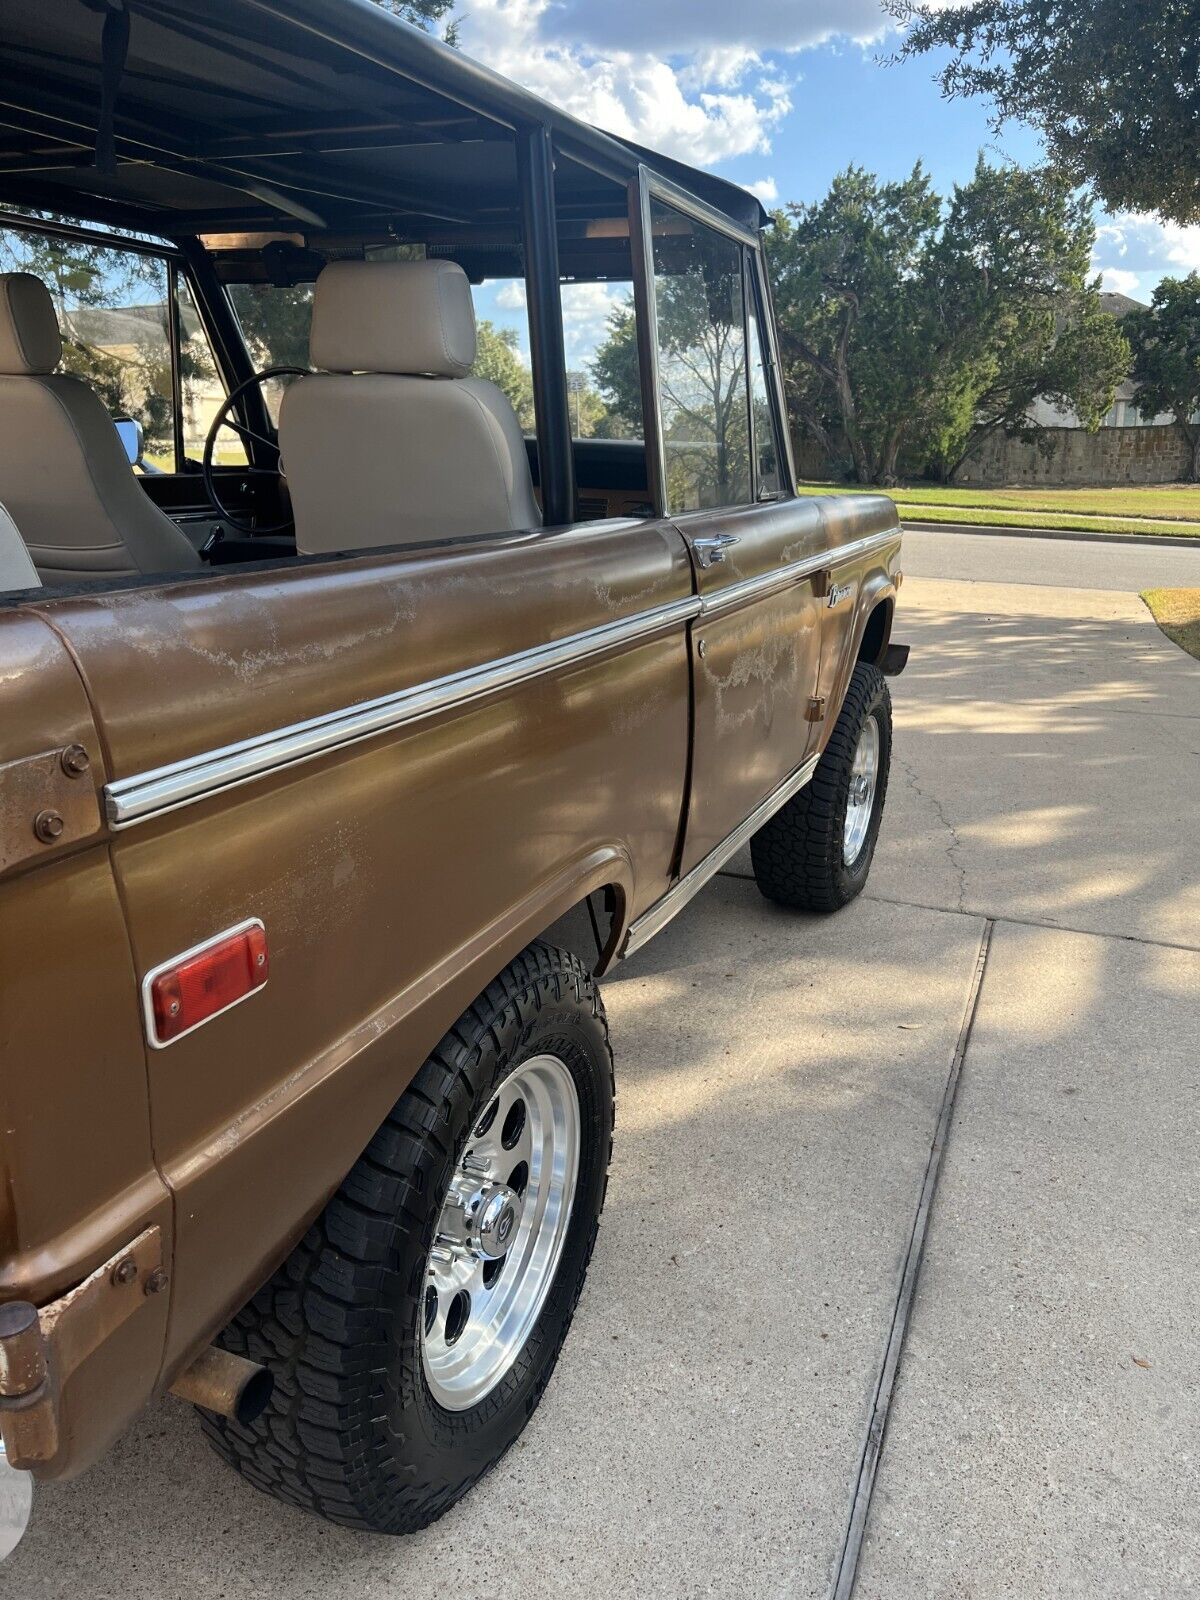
xmin=0 ymin=502 xmax=39 ymax=591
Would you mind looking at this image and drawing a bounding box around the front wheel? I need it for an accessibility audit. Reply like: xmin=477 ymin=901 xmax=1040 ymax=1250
xmin=750 ymin=661 xmax=892 ymax=912
xmin=201 ymin=942 xmax=614 ymax=1534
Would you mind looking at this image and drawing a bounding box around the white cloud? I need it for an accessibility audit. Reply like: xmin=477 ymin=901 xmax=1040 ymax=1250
xmin=559 ymin=280 xmax=630 ymax=368
xmin=747 ymin=176 xmax=779 ymax=204
xmin=1097 ymin=267 xmax=1141 ymax=296
xmin=460 ymin=0 xmax=799 ymax=165
xmin=1158 ymin=221 xmax=1200 ymax=273
xmin=1093 ymin=214 xmax=1200 ymax=280
xmin=495 ymin=280 xmax=527 ymax=310
xmin=541 ymin=0 xmax=895 ymax=55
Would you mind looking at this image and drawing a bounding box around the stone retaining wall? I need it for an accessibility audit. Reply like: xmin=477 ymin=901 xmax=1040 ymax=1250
xmin=792 ymin=424 xmax=1193 ymax=487
xmin=954 ymin=424 xmax=1192 ymax=486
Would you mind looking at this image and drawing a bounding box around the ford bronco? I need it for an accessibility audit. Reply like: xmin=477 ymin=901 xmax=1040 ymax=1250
xmin=0 ymin=0 xmax=904 ymax=1553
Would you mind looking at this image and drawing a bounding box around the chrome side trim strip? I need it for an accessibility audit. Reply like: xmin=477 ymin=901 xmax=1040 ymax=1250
xmin=105 ymin=595 xmax=702 ymax=829
xmin=699 ymin=522 xmax=900 ymax=619
xmin=622 ymin=751 xmax=821 ymax=957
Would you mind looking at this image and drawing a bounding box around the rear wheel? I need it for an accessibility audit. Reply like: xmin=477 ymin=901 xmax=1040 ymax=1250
xmin=750 ymin=661 xmax=892 ymax=912
xmin=200 ymin=942 xmax=614 ymax=1533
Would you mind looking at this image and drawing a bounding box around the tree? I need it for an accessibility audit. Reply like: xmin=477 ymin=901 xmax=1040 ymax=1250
xmin=918 ymin=162 xmax=1129 ymax=479
xmin=891 ymin=0 xmax=1200 ymax=225
xmin=592 ymin=252 xmax=750 ymax=506
xmin=565 ymin=371 xmax=610 ymax=438
xmin=769 ymin=164 xmax=941 ymax=483
xmin=767 ymin=160 xmax=1128 ymax=484
xmin=1125 ymin=274 xmax=1200 ymax=481
xmin=591 ymin=301 xmax=643 ymax=437
xmin=372 ymin=0 xmax=458 ymax=44
xmin=473 ymin=320 xmax=535 ymax=432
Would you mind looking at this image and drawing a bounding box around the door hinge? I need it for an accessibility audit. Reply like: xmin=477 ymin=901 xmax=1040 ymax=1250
xmin=0 ymin=746 xmax=102 ymax=875
xmin=805 ymin=696 xmax=827 ymax=723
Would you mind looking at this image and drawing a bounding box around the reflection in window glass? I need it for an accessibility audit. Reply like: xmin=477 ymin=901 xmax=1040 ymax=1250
xmin=0 ymin=223 xmax=176 ymax=470
xmin=746 ymin=288 xmax=782 ymax=497
xmin=176 ymin=275 xmax=245 ymax=466
xmin=650 ymin=202 xmax=750 ymax=512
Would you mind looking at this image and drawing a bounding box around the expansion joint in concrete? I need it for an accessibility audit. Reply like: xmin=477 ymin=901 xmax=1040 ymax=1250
xmin=828 ymin=918 xmax=995 ymax=1600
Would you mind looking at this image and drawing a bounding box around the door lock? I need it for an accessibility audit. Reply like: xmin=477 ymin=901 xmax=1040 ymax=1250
xmin=691 ymin=533 xmax=740 ymax=569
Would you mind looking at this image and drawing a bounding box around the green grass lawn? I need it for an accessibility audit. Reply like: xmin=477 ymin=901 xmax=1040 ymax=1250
xmin=1142 ymin=589 xmax=1200 ymax=660
xmin=796 ymin=481 xmax=1200 ymax=538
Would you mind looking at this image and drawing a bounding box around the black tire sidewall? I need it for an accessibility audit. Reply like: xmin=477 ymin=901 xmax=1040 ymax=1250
xmin=384 ymin=957 xmax=612 ymax=1492
xmin=834 ymin=676 xmax=891 ymax=899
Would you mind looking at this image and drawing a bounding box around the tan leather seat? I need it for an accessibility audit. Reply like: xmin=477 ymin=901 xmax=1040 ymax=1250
xmin=0 ymin=502 xmax=38 ymax=592
xmin=280 ymin=260 xmax=541 ymax=555
xmin=0 ymin=273 xmax=200 ymax=584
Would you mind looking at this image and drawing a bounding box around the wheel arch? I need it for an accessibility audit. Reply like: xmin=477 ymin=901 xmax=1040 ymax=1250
xmin=855 ymin=592 xmax=895 ymax=668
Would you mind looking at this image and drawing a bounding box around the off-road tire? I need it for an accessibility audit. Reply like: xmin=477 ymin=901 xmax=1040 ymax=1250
xmin=200 ymin=942 xmax=614 ymax=1534
xmin=750 ymin=662 xmax=892 ymax=912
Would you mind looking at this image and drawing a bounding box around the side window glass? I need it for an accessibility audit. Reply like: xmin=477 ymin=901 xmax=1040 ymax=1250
xmin=746 ymin=281 xmax=783 ymax=498
xmin=175 ymin=275 xmax=246 ymax=466
xmin=0 ymin=223 xmax=176 ymax=470
xmin=469 ymin=281 xmax=536 ymax=434
xmin=649 ymin=201 xmax=751 ymax=512
xmin=226 ymin=282 xmax=314 ymax=428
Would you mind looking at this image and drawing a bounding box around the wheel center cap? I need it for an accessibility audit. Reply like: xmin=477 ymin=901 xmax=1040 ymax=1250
xmin=470 ymin=1184 xmax=522 ymax=1260
xmin=850 ymin=774 xmax=870 ymax=805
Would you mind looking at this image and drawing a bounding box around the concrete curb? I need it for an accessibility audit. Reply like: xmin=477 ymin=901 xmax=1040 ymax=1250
xmin=902 ymin=518 xmax=1200 ymax=549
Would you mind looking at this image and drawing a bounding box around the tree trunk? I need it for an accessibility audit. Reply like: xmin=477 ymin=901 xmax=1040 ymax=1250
xmin=1183 ymin=420 xmax=1200 ymax=483
xmin=876 ymin=425 xmax=905 ymax=487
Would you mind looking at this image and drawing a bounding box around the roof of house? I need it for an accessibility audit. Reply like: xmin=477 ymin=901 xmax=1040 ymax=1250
xmin=1099 ymin=291 xmax=1146 ymax=318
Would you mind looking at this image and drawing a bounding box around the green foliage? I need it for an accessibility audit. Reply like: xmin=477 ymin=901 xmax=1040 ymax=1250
xmin=227 ymin=282 xmax=314 ymax=370
xmin=1125 ymin=274 xmax=1200 ymax=480
xmin=892 ymin=0 xmax=1200 ymax=225
xmin=590 ymin=302 xmax=642 ymax=437
xmin=370 ymin=0 xmax=458 ymax=45
xmin=473 ymin=320 xmax=535 ymax=432
xmin=565 ymin=371 xmax=610 ymax=438
xmin=768 ymin=160 xmax=1129 ymax=484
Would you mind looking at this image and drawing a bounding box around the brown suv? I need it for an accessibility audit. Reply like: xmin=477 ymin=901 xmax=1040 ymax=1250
xmin=0 ymin=0 xmax=904 ymax=1552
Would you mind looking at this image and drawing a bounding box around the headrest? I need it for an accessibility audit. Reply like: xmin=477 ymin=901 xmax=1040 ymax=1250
xmin=309 ymin=260 xmax=477 ymax=377
xmin=0 ymin=274 xmax=62 ymax=376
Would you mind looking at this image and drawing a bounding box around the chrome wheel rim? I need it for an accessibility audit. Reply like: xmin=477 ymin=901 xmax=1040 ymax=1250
xmin=421 ymin=1054 xmax=580 ymax=1411
xmin=843 ymin=715 xmax=880 ymax=866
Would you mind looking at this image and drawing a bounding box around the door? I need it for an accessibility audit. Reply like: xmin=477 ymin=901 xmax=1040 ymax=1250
xmin=632 ymin=177 xmax=826 ymax=872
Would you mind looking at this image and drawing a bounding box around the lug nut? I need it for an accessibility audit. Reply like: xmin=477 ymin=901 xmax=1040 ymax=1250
xmin=111 ymin=1258 xmax=138 ymax=1287
xmin=144 ymin=1268 xmax=169 ymax=1297
xmin=33 ymin=809 xmax=65 ymax=844
xmin=60 ymin=744 xmax=90 ymax=778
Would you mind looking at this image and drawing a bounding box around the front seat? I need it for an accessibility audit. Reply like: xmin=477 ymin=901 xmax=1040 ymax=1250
xmin=0 ymin=502 xmax=39 ymax=592
xmin=280 ymin=259 xmax=541 ymax=555
xmin=0 ymin=272 xmax=200 ymax=583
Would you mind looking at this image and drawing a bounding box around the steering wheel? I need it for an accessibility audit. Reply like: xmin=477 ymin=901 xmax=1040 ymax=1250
xmin=202 ymin=366 xmax=308 ymax=535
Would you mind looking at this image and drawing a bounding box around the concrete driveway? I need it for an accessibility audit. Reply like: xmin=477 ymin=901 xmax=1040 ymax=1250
xmin=6 ymin=532 xmax=1199 ymax=1599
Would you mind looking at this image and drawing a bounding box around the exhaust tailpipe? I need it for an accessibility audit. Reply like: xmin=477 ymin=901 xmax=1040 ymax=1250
xmin=169 ymin=1346 xmax=274 ymax=1425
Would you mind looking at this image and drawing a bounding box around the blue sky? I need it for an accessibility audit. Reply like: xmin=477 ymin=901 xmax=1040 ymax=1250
xmin=465 ymin=0 xmax=1200 ymax=367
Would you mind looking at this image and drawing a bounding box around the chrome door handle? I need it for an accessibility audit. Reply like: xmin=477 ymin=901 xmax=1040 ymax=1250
xmin=691 ymin=533 xmax=740 ymax=569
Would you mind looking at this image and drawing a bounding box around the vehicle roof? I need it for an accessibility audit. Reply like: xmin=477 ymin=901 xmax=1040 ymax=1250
xmin=0 ymin=0 xmax=767 ymax=244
